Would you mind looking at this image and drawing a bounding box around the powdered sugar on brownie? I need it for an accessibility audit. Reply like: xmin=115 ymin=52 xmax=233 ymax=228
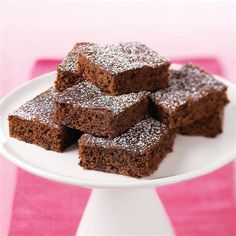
xmin=56 ymin=81 xmax=148 ymax=115
xmin=57 ymin=42 xmax=92 ymax=73
xmin=150 ymin=63 xmax=227 ymax=112
xmin=80 ymin=118 xmax=169 ymax=154
xmin=79 ymin=42 xmax=170 ymax=75
xmin=10 ymin=87 xmax=59 ymax=128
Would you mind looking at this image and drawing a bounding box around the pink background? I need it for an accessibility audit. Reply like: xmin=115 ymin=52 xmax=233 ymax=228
xmin=0 ymin=1 xmax=235 ymax=235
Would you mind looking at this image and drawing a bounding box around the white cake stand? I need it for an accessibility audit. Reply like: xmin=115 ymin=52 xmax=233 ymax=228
xmin=1 ymin=64 xmax=236 ymax=236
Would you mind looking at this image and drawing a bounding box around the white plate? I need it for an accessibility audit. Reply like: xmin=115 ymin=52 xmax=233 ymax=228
xmin=0 ymin=64 xmax=236 ymax=189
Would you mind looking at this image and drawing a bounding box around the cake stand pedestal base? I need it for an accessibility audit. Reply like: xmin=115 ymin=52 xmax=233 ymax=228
xmin=77 ymin=188 xmax=175 ymax=236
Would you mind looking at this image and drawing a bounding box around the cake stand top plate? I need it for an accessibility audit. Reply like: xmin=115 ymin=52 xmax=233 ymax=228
xmin=0 ymin=64 xmax=235 ymax=189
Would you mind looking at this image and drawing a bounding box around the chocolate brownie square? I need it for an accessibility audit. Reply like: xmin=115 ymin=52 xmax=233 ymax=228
xmin=55 ymin=42 xmax=92 ymax=91
xmin=79 ymin=118 xmax=175 ymax=178
xmin=177 ymin=110 xmax=223 ymax=137
xmin=8 ymin=88 xmax=81 ymax=152
xmin=78 ymin=42 xmax=170 ymax=95
xmin=149 ymin=63 xmax=229 ymax=129
xmin=55 ymin=81 xmax=149 ymax=139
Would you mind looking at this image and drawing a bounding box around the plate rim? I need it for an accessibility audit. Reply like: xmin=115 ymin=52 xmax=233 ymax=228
xmin=1 ymin=143 xmax=235 ymax=189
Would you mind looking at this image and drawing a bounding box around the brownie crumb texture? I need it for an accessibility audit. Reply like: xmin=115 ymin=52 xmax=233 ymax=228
xmin=150 ymin=63 xmax=229 ymax=129
xmin=55 ymin=81 xmax=149 ymax=139
xmin=9 ymin=88 xmax=81 ymax=152
xmin=79 ymin=118 xmax=175 ymax=178
xmin=55 ymin=42 xmax=93 ymax=91
xmin=78 ymin=42 xmax=170 ymax=95
xmin=177 ymin=110 xmax=223 ymax=137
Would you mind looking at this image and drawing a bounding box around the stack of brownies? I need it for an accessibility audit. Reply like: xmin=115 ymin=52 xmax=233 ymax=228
xmin=8 ymin=42 xmax=229 ymax=178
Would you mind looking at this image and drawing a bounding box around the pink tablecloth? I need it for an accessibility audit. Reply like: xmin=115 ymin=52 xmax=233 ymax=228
xmin=8 ymin=58 xmax=236 ymax=236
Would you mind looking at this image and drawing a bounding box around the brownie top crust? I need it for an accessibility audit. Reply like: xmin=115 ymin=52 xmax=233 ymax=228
xmin=56 ymin=81 xmax=148 ymax=115
xmin=79 ymin=118 xmax=169 ymax=154
xmin=10 ymin=88 xmax=59 ymax=128
xmin=150 ymin=63 xmax=228 ymax=112
xmin=79 ymin=42 xmax=170 ymax=75
xmin=57 ymin=42 xmax=92 ymax=73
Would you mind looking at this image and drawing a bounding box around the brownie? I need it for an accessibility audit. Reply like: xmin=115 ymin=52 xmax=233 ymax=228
xmin=55 ymin=42 xmax=92 ymax=91
xmin=149 ymin=63 xmax=229 ymax=129
xmin=8 ymin=88 xmax=81 ymax=152
xmin=79 ymin=118 xmax=175 ymax=178
xmin=177 ymin=110 xmax=223 ymax=137
xmin=55 ymin=81 xmax=149 ymax=139
xmin=77 ymin=42 xmax=170 ymax=95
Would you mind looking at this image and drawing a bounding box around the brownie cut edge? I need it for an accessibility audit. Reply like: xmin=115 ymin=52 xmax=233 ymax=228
xmin=55 ymin=81 xmax=149 ymax=139
xmin=8 ymin=87 xmax=81 ymax=152
xmin=177 ymin=110 xmax=223 ymax=137
xmin=78 ymin=118 xmax=175 ymax=178
xmin=55 ymin=42 xmax=92 ymax=92
xmin=78 ymin=42 xmax=171 ymax=95
xmin=149 ymin=63 xmax=229 ymax=129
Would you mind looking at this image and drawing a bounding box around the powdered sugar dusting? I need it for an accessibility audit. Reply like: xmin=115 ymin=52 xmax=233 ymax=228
xmin=81 ymin=118 xmax=169 ymax=154
xmin=10 ymin=87 xmax=59 ymax=128
xmin=57 ymin=42 xmax=92 ymax=73
xmin=56 ymin=81 xmax=148 ymax=115
xmin=80 ymin=42 xmax=170 ymax=75
xmin=150 ymin=63 xmax=227 ymax=112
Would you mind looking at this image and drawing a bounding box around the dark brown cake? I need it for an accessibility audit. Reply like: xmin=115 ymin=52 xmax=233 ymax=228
xmin=55 ymin=42 xmax=92 ymax=91
xmin=79 ymin=118 xmax=175 ymax=178
xmin=177 ymin=110 xmax=223 ymax=137
xmin=149 ymin=63 xmax=229 ymax=129
xmin=8 ymin=88 xmax=81 ymax=152
xmin=55 ymin=81 xmax=149 ymax=139
xmin=77 ymin=42 xmax=170 ymax=95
